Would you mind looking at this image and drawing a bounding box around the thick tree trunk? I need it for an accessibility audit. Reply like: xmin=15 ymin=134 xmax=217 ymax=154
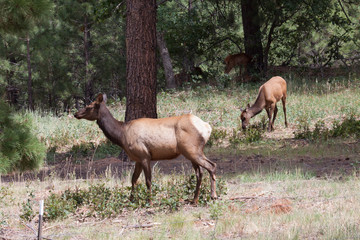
xmin=157 ymin=31 xmax=176 ymax=89
xmin=125 ymin=0 xmax=157 ymax=122
xmin=240 ymin=0 xmax=264 ymax=77
xmin=84 ymin=15 xmax=93 ymax=104
xmin=26 ymin=34 xmax=34 ymax=110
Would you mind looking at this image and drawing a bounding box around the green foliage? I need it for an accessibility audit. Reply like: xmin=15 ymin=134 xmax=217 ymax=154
xmin=19 ymin=189 xmax=36 ymax=221
xmin=209 ymin=200 xmax=226 ymax=220
xmin=0 ymin=101 xmax=46 ymax=173
xmin=331 ymin=114 xmax=360 ymax=139
xmin=45 ymin=191 xmax=76 ymax=220
xmin=27 ymin=175 xmax=227 ymax=221
xmin=295 ymin=114 xmax=360 ymax=141
xmin=208 ymin=128 xmax=227 ymax=147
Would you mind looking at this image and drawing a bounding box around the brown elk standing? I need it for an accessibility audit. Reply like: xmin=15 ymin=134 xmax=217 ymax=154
xmin=224 ymin=53 xmax=252 ymax=80
xmin=74 ymin=94 xmax=217 ymax=204
xmin=240 ymin=76 xmax=288 ymax=132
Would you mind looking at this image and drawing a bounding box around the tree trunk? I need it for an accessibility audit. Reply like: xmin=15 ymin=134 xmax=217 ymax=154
xmin=125 ymin=0 xmax=157 ymax=122
xmin=157 ymin=31 xmax=176 ymax=89
xmin=26 ymin=34 xmax=34 ymax=110
xmin=84 ymin=15 xmax=93 ymax=104
xmin=263 ymin=18 xmax=277 ymax=74
xmin=240 ymin=0 xmax=264 ymax=77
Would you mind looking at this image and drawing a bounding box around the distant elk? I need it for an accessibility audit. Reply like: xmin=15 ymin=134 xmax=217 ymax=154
xmin=224 ymin=53 xmax=252 ymax=80
xmin=240 ymin=76 xmax=288 ymax=132
xmin=74 ymin=94 xmax=217 ymax=204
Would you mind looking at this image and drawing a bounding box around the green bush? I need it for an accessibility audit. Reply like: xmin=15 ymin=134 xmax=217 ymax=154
xmin=295 ymin=115 xmax=360 ymax=141
xmin=26 ymin=175 xmax=227 ymax=221
xmin=0 ymin=101 xmax=46 ymax=173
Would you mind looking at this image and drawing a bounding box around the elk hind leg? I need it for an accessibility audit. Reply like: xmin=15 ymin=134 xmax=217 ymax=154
xmin=140 ymin=159 xmax=153 ymax=204
xmin=191 ymin=162 xmax=203 ymax=204
xmin=272 ymin=105 xmax=278 ymax=130
xmin=196 ymin=155 xmax=217 ymax=200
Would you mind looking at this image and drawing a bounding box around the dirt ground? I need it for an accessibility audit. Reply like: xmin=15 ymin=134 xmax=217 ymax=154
xmin=2 ymin=140 xmax=359 ymax=182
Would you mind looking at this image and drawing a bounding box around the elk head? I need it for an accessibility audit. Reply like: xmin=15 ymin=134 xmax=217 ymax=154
xmin=74 ymin=94 xmax=107 ymax=121
xmin=240 ymin=104 xmax=251 ymax=130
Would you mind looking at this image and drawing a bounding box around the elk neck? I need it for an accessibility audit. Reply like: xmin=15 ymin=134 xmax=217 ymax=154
xmin=248 ymin=89 xmax=266 ymax=118
xmin=96 ymin=103 xmax=126 ymax=148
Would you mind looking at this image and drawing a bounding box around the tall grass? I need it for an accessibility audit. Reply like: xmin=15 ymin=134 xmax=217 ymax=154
xmin=28 ymin=76 xmax=359 ymax=153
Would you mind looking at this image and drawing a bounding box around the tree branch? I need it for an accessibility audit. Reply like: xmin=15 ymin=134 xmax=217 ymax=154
xmin=337 ymin=0 xmax=352 ymax=23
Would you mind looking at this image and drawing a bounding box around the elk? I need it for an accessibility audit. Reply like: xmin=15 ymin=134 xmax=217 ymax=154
xmin=240 ymin=76 xmax=288 ymax=132
xmin=224 ymin=53 xmax=252 ymax=77
xmin=74 ymin=94 xmax=217 ymax=204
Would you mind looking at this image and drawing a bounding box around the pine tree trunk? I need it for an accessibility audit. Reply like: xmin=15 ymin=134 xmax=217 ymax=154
xmin=240 ymin=0 xmax=264 ymax=77
xmin=157 ymin=31 xmax=176 ymax=89
xmin=125 ymin=0 xmax=157 ymax=122
xmin=26 ymin=34 xmax=34 ymax=110
xmin=84 ymin=15 xmax=93 ymax=104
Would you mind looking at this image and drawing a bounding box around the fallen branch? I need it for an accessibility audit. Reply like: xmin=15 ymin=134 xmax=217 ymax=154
xmin=123 ymin=222 xmax=161 ymax=229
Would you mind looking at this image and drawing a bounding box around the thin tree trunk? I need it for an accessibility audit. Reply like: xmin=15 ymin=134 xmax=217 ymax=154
xmin=125 ymin=0 xmax=157 ymax=122
xmin=263 ymin=18 xmax=278 ymax=74
xmin=26 ymin=34 xmax=34 ymax=110
xmin=157 ymin=31 xmax=176 ymax=89
xmin=241 ymin=0 xmax=264 ymax=77
xmin=84 ymin=15 xmax=93 ymax=104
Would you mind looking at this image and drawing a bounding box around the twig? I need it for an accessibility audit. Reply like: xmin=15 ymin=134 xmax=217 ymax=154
xmin=229 ymin=196 xmax=257 ymax=201
xmin=123 ymin=222 xmax=161 ymax=229
xmin=23 ymin=223 xmax=37 ymax=235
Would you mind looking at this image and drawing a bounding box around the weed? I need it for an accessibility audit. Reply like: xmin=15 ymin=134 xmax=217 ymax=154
xmin=209 ymin=200 xmax=226 ymax=220
xmin=295 ymin=114 xmax=360 ymax=141
xmin=30 ymin=174 xmax=227 ymax=222
xmin=208 ymin=128 xmax=228 ymax=146
xmin=19 ymin=189 xmax=36 ymax=221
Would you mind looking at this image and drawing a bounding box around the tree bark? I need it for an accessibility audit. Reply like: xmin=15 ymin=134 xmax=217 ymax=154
xmin=125 ymin=0 xmax=157 ymax=122
xmin=240 ymin=0 xmax=264 ymax=76
xmin=157 ymin=31 xmax=176 ymax=89
xmin=84 ymin=15 xmax=93 ymax=104
xmin=26 ymin=34 xmax=34 ymax=110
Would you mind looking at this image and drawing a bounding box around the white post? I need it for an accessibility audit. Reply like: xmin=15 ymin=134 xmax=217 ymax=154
xmin=38 ymin=200 xmax=44 ymax=240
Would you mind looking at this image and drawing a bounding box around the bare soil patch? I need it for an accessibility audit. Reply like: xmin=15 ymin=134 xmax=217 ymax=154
xmin=2 ymin=140 xmax=359 ymax=182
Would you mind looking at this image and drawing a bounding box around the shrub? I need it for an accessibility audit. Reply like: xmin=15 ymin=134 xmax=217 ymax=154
xmin=0 ymin=101 xmax=46 ymax=173
xmin=295 ymin=115 xmax=360 ymax=141
xmin=27 ymin=175 xmax=228 ymax=221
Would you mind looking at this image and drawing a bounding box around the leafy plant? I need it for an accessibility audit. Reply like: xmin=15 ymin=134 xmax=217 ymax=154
xmin=19 ymin=190 xmax=36 ymax=221
xmin=36 ymin=175 xmax=227 ymax=221
xmin=295 ymin=115 xmax=360 ymax=141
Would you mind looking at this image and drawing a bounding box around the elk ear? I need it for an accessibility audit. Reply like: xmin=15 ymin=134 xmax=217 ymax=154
xmin=96 ymin=93 xmax=103 ymax=103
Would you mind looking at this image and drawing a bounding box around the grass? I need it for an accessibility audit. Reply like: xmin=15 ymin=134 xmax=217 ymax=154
xmin=2 ymin=168 xmax=360 ymax=239
xmin=27 ymin=76 xmax=360 ymax=153
xmin=1 ymin=75 xmax=360 ymax=239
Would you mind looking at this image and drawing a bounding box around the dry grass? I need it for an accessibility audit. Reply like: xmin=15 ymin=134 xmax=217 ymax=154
xmin=1 ymin=169 xmax=360 ymax=239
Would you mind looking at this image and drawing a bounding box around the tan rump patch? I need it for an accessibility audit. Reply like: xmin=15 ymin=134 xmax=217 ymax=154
xmin=189 ymin=115 xmax=212 ymax=142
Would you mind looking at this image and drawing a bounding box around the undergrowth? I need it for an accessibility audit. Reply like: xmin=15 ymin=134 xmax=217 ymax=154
xmin=20 ymin=175 xmax=227 ymax=222
xmin=294 ymin=114 xmax=360 ymax=141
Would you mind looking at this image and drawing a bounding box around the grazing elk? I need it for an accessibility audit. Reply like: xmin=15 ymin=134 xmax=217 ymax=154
xmin=240 ymin=76 xmax=288 ymax=132
xmin=74 ymin=94 xmax=217 ymax=204
xmin=224 ymin=53 xmax=252 ymax=79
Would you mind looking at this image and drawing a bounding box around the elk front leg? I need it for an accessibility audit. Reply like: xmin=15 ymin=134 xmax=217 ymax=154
xmin=130 ymin=162 xmax=143 ymax=202
xmin=272 ymin=105 xmax=278 ymax=130
xmin=266 ymin=103 xmax=276 ymax=131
